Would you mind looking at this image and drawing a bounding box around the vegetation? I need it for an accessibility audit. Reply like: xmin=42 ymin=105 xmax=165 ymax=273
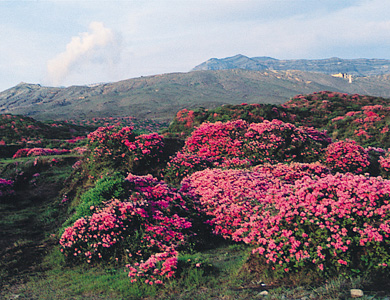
xmin=1 ymin=91 xmax=390 ymax=299
xmin=167 ymin=91 xmax=390 ymax=149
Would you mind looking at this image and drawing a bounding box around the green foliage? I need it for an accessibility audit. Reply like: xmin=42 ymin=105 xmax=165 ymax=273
xmin=62 ymin=172 xmax=127 ymax=230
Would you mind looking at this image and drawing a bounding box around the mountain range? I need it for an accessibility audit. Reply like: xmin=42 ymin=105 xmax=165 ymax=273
xmin=2 ymin=56 xmax=390 ymax=121
xmin=192 ymin=54 xmax=390 ymax=76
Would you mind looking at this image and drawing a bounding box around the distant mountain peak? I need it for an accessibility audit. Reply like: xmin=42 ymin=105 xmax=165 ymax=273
xmin=192 ymin=54 xmax=268 ymax=71
xmin=192 ymin=55 xmax=390 ymax=77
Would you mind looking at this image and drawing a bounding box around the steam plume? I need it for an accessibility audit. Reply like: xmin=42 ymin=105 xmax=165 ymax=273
xmin=47 ymin=21 xmax=120 ymax=86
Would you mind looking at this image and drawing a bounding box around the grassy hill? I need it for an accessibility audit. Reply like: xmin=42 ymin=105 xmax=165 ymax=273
xmin=3 ymin=70 xmax=390 ymax=121
xmin=0 ymin=114 xmax=88 ymax=144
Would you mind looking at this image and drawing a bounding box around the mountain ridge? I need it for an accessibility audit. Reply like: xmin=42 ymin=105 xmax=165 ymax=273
xmin=192 ymin=55 xmax=390 ymax=77
xmin=2 ymin=69 xmax=390 ymax=122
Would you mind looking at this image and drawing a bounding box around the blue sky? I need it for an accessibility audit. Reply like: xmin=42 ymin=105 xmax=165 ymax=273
xmin=0 ymin=0 xmax=389 ymax=91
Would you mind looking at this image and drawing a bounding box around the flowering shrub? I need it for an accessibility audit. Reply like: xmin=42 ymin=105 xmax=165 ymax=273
xmin=252 ymin=162 xmax=330 ymax=184
xmin=324 ymin=139 xmax=370 ymax=174
xmin=0 ymin=178 xmax=14 ymax=201
xmin=283 ymin=91 xmax=390 ymax=148
xmin=60 ymin=173 xmax=193 ymax=285
xmin=86 ymin=126 xmax=164 ymax=174
xmin=12 ymin=147 xmax=70 ymax=158
xmin=243 ymin=120 xmax=326 ymax=164
xmin=134 ymin=133 xmax=165 ymax=171
xmin=328 ymin=105 xmax=390 ymax=148
xmin=180 ymin=168 xmax=283 ymax=240
xmin=166 ymin=104 xmax=297 ymax=137
xmin=182 ymin=168 xmax=390 ymax=278
xmin=248 ymin=173 xmax=390 ymax=277
xmin=164 ymin=152 xmax=216 ymax=185
xmin=62 ymin=173 xmax=128 ymax=229
xmin=379 ymin=149 xmax=390 ymax=178
xmin=165 ymin=119 xmax=329 ymax=184
xmin=184 ymin=120 xmax=248 ymax=159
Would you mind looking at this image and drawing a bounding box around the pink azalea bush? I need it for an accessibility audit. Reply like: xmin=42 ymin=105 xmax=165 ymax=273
xmin=86 ymin=126 xmax=164 ymax=173
xmin=180 ymin=168 xmax=283 ymax=240
xmin=60 ymin=173 xmax=193 ymax=285
xmin=181 ymin=168 xmax=390 ymax=278
xmin=252 ymin=162 xmax=330 ymax=184
xmin=248 ymin=173 xmax=390 ymax=277
xmin=165 ymin=119 xmax=329 ymax=184
xmin=12 ymin=147 xmax=70 ymax=158
xmin=324 ymin=139 xmax=370 ymax=174
xmin=379 ymin=149 xmax=390 ymax=178
xmin=0 ymin=178 xmax=14 ymax=201
xmin=243 ymin=120 xmax=326 ymax=164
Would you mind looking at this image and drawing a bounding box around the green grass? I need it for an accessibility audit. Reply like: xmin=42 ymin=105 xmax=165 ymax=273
xmin=1 ymin=241 xmax=255 ymax=300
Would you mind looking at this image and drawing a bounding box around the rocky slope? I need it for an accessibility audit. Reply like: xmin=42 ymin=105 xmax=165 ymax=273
xmin=2 ymin=69 xmax=390 ymax=121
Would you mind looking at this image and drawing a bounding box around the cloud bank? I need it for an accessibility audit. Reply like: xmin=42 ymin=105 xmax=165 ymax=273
xmin=46 ymin=21 xmax=121 ymax=86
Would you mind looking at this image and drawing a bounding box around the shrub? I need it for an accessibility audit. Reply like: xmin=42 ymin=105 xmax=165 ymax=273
xmin=164 ymin=152 xmax=216 ymax=186
xmin=180 ymin=168 xmax=283 ymax=240
xmin=252 ymin=162 xmax=330 ymax=184
xmin=243 ymin=120 xmax=326 ymax=164
xmin=12 ymin=147 xmax=70 ymax=158
xmin=165 ymin=119 xmax=329 ymax=184
xmin=0 ymin=178 xmax=14 ymax=201
xmin=60 ymin=173 xmax=193 ymax=285
xmin=86 ymin=126 xmax=164 ymax=174
xmin=379 ymin=149 xmax=390 ymax=178
xmin=62 ymin=172 xmax=127 ymax=229
xmin=324 ymin=139 xmax=370 ymax=174
xmin=249 ymin=173 xmax=390 ymax=278
xmin=181 ymin=168 xmax=390 ymax=279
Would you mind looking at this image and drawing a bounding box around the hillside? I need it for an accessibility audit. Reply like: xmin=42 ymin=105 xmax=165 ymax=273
xmin=2 ymin=69 xmax=390 ymax=121
xmin=0 ymin=114 xmax=88 ymax=144
xmin=2 ymin=91 xmax=390 ymax=299
xmin=193 ymin=54 xmax=390 ymax=76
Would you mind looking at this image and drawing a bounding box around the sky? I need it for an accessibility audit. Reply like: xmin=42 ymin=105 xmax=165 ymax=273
xmin=0 ymin=0 xmax=390 ymax=92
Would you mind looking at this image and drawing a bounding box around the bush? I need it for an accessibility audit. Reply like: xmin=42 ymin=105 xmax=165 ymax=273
xmin=180 ymin=168 xmax=283 ymax=240
xmin=379 ymin=149 xmax=390 ymax=176
xmin=324 ymin=139 xmax=370 ymax=174
xmin=86 ymin=126 xmax=164 ymax=174
xmin=181 ymin=168 xmax=390 ymax=279
xmin=60 ymin=173 xmax=193 ymax=285
xmin=249 ymin=173 xmax=390 ymax=278
xmin=243 ymin=120 xmax=326 ymax=164
xmin=62 ymin=172 xmax=127 ymax=229
xmin=0 ymin=178 xmax=14 ymax=201
xmin=252 ymin=162 xmax=330 ymax=184
xmin=12 ymin=147 xmax=70 ymax=158
xmin=165 ymin=119 xmax=329 ymax=184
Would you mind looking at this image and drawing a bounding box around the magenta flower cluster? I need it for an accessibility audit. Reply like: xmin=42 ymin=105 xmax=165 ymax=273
xmin=379 ymin=149 xmax=390 ymax=177
xmin=87 ymin=126 xmax=164 ymax=171
xmin=0 ymin=178 xmax=14 ymax=200
xmin=165 ymin=119 xmax=329 ymax=183
xmin=13 ymin=147 xmax=70 ymax=158
xmin=181 ymin=167 xmax=390 ymax=276
xmin=324 ymin=139 xmax=370 ymax=174
xmin=60 ymin=173 xmax=192 ymax=285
